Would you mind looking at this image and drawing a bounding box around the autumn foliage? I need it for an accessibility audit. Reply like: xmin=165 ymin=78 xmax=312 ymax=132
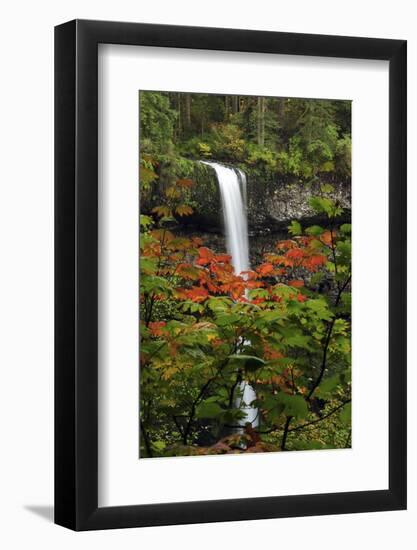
xmin=139 ymin=175 xmax=351 ymax=458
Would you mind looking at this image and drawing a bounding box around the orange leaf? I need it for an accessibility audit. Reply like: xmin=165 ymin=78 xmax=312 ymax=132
xmin=213 ymin=254 xmax=232 ymax=264
xmin=303 ymin=254 xmax=327 ymax=271
xmin=151 ymin=205 xmax=171 ymax=218
xmin=196 ymin=247 xmax=214 ymax=265
xmin=263 ymin=344 xmax=284 ymax=360
xmin=321 ymin=230 xmax=336 ymax=246
xmin=150 ymin=229 xmax=175 ymax=243
xmin=285 ymin=248 xmax=304 ymax=260
xmin=246 ymin=280 xmax=264 ymax=289
xmin=288 ymin=279 xmax=304 ymax=288
xmin=176 ymin=263 xmax=200 ymax=280
xmin=275 ymin=239 xmax=297 ymax=250
xmin=186 ymin=286 xmax=209 ymax=303
xmin=148 ymin=321 xmax=167 ymax=337
xmin=175 ymin=204 xmax=194 ymax=217
xmin=257 ymin=263 xmax=274 ymax=276
xmin=241 ymin=270 xmax=259 ymax=280
xmin=176 ymin=178 xmax=194 ymax=188
xmin=165 ymin=186 xmax=181 ymax=199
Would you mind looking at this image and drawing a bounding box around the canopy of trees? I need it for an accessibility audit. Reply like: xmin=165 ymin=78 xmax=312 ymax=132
xmin=140 ymin=91 xmax=351 ymax=182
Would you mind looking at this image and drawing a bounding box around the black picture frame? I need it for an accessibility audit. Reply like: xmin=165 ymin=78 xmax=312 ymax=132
xmin=55 ymin=19 xmax=407 ymax=531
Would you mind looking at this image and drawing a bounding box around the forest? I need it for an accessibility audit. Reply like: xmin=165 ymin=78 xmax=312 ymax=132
xmin=140 ymin=91 xmax=351 ymax=182
xmin=139 ymin=91 xmax=351 ymax=458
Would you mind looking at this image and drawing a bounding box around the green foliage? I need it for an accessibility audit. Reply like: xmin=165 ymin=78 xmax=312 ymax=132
xmin=140 ymin=92 xmax=176 ymax=154
xmin=275 ymin=393 xmax=309 ymax=419
xmin=140 ymin=91 xmax=351 ymax=184
xmin=335 ymin=134 xmax=352 ymax=178
xmin=196 ymin=401 xmax=224 ymax=419
xmin=198 ymin=142 xmax=212 ymax=157
xmin=309 ymin=196 xmax=343 ymax=218
xmin=339 ymin=402 xmax=352 ymax=425
xmin=288 ymin=220 xmax=302 ymax=236
xmin=228 ymin=354 xmax=266 ymax=372
xmin=138 ymin=91 xmax=352 ymax=458
xmin=139 ymin=202 xmax=351 ymax=457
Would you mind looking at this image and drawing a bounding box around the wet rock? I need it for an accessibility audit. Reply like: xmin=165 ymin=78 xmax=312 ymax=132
xmin=246 ymin=177 xmax=351 ymax=232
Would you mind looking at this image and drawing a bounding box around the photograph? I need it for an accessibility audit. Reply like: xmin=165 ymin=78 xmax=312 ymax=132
xmin=139 ymin=91 xmax=352 ymax=458
xmin=0 ymin=0 xmax=410 ymax=543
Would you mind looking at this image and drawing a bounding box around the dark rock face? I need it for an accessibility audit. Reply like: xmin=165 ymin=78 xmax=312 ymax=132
xmin=187 ymin=163 xmax=351 ymax=232
xmin=169 ymin=166 xmax=351 ymax=265
xmin=246 ymin=178 xmax=351 ymax=232
xmin=142 ymin=160 xmax=351 ymax=236
xmin=185 ymin=170 xmax=351 ymax=234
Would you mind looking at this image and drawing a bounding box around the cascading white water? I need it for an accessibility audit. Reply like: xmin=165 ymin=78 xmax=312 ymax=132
xmin=236 ymin=167 xmax=248 ymax=215
xmin=202 ymin=161 xmax=258 ymax=429
xmin=203 ymin=162 xmax=249 ymax=276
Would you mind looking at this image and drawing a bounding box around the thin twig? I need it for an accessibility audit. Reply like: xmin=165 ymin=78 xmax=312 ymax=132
xmin=140 ymin=419 xmax=153 ymax=458
xmin=307 ymin=274 xmax=351 ymax=400
xmin=288 ymin=399 xmax=351 ymax=432
xmin=182 ymin=376 xmax=216 ymax=445
xmin=280 ymin=415 xmax=293 ymax=450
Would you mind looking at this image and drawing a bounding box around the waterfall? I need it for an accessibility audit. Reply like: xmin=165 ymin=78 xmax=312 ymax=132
xmin=202 ymin=161 xmax=258 ymax=429
xmin=202 ymin=162 xmax=249 ymax=276
xmin=236 ymin=168 xmax=248 ymax=215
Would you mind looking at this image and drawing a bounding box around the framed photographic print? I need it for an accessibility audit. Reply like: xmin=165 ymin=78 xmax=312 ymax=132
xmin=55 ymin=20 xmax=407 ymax=530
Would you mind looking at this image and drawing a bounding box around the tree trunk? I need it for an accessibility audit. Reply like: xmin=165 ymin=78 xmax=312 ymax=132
xmin=225 ymin=95 xmax=230 ymax=118
xmin=276 ymin=98 xmax=284 ymax=119
xmin=257 ymin=96 xmax=265 ymax=147
xmin=177 ymin=92 xmax=182 ymax=137
xmin=184 ymin=93 xmax=191 ymax=130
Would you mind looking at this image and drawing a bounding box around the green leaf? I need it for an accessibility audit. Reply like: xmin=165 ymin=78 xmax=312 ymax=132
xmin=203 ymin=395 xmax=222 ymax=404
xmin=276 ymin=393 xmax=308 ymax=419
xmin=140 ymin=232 xmax=156 ymax=251
xmin=336 ymin=240 xmax=351 ymax=260
xmin=339 ymin=402 xmax=351 ymax=425
xmin=340 ymin=223 xmax=352 ymax=234
xmin=140 ymin=214 xmax=153 ymax=229
xmin=320 ymin=183 xmax=334 ymax=194
xmin=257 ymin=310 xmax=285 ymax=323
xmin=279 ymin=327 xmax=311 ymax=349
xmin=305 ymin=225 xmax=324 ymax=237
xmin=305 ymin=298 xmax=334 ymax=321
xmin=310 ymin=271 xmax=325 ymax=285
xmin=215 ymin=313 xmax=241 ymax=327
xmin=316 ymin=375 xmax=341 ymax=397
xmin=140 ymin=275 xmax=171 ymax=295
xmin=228 ymin=354 xmax=266 ymax=371
xmin=309 ymin=196 xmax=342 ymax=218
xmin=265 ymin=402 xmax=285 ymax=423
xmin=140 ymin=165 xmax=158 ymax=187
xmin=262 ymin=393 xmax=286 ymax=421
xmin=140 ymin=257 xmax=157 ymax=275
xmin=152 ymin=440 xmax=166 ymax=452
xmin=195 ymin=401 xmax=223 ymax=419
xmin=207 ymin=297 xmax=231 ymax=312
xmin=288 ymin=220 xmax=302 ymax=236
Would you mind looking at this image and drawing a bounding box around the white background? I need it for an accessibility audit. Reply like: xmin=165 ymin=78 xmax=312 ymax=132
xmin=0 ymin=0 xmax=415 ymax=548
xmin=99 ymin=45 xmax=389 ymax=506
